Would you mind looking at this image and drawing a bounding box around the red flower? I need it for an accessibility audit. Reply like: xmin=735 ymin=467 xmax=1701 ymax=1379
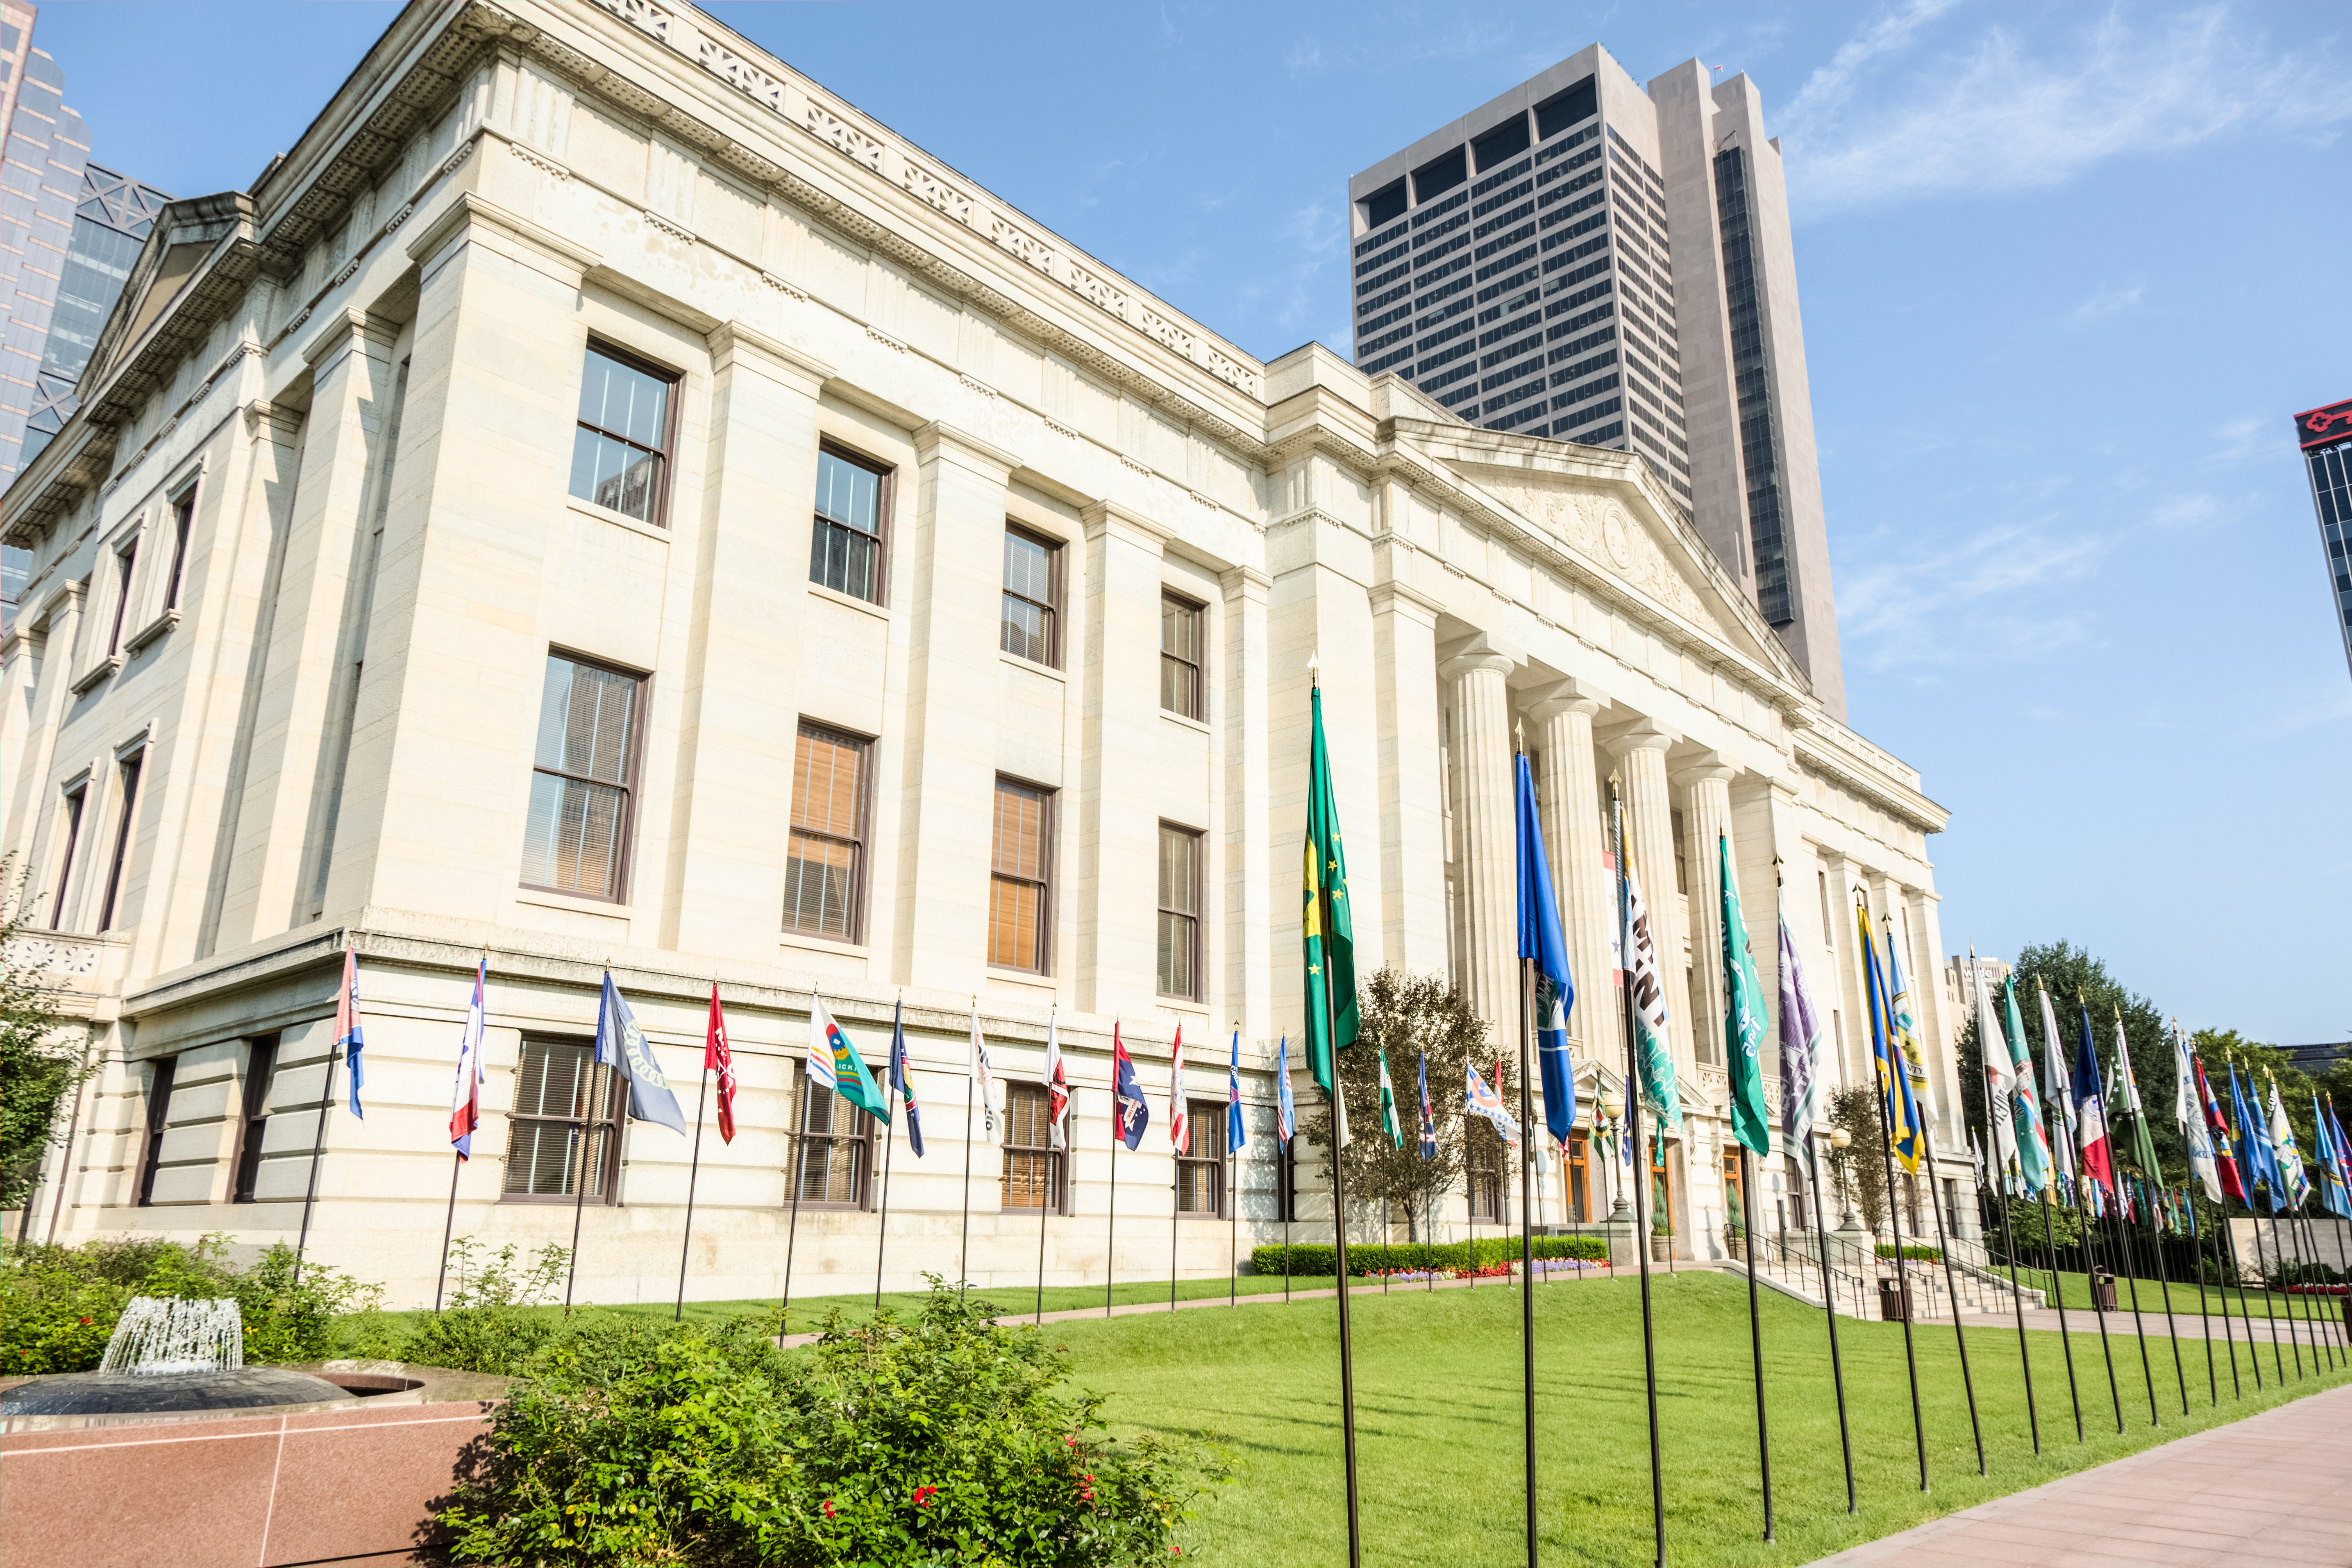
xmin=821 ymin=1501 xmax=836 ymax=1520
xmin=913 ymin=1486 xmax=938 ymax=1509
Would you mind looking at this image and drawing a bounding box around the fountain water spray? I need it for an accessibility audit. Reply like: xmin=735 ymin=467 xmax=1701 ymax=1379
xmin=98 ymin=1298 xmax=243 ymax=1376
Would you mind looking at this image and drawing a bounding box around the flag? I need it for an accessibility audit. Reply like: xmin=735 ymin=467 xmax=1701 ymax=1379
xmin=334 ymin=944 xmax=366 ymax=1119
xmin=2328 ymin=1096 xmax=2352 ymax=1218
xmin=1973 ymin=957 xmax=2019 ymax=1189
xmin=2039 ymin=984 xmax=2078 ymax=1187
xmin=1168 ymin=1026 xmax=1188 ymax=1153
xmin=1719 ymin=835 xmax=1770 ymax=1157
xmin=1302 ymin=683 xmax=1359 ymax=1099
xmin=1621 ymin=844 xmax=1680 ymax=1132
xmin=1112 ymin=1024 xmax=1148 ymax=1150
xmin=2318 ymin=1096 xmax=2352 ymax=1220
xmin=2000 ymin=978 xmax=2053 ymax=1195
xmin=1226 ymin=1028 xmax=1246 ymax=1155
xmin=597 ymin=971 xmax=687 ymax=1134
xmin=2194 ymin=1056 xmax=2242 ymax=1201
xmin=2170 ymin=1021 xmax=2198 ymax=1133
xmin=2113 ymin=1014 xmax=2165 ymax=1223
xmin=1777 ymin=903 xmax=1823 ymax=1170
xmin=1857 ymin=906 xmax=1924 ymax=1173
xmin=1492 ymin=1056 xmax=1520 ymax=1148
xmin=969 ymin=1004 xmax=998 ymax=1144
xmin=809 ymin=992 xmax=889 ymax=1123
xmin=1514 ymin=754 xmax=1578 ymax=1144
xmin=2184 ymin=1047 xmax=2226 ymax=1202
xmin=705 ymin=985 xmax=737 ymax=1144
xmin=2227 ymin=1060 xmax=2274 ymax=1206
xmin=1044 ymin=1012 xmax=1069 ymax=1150
xmin=449 ymin=954 xmax=486 ymax=1157
xmin=1275 ymin=1034 xmax=1295 ymax=1145
xmin=2267 ymin=1076 xmax=2308 ymax=1208
xmin=1418 ymin=1052 xmax=1437 ymax=1160
xmin=889 ymin=1002 xmax=924 ymax=1157
xmin=1377 ymin=1049 xmax=1403 ymax=1150
xmin=1466 ymin=1062 xmax=1521 ymax=1144
xmin=2071 ymin=1002 xmax=2112 ymax=1202
xmin=1969 ymin=1128 xmax=1988 ymax=1192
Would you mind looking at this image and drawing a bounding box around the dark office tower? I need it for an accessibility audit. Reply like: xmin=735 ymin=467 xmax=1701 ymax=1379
xmin=2293 ymin=397 xmax=2352 ymax=681
xmin=1347 ymin=46 xmax=1845 ymax=718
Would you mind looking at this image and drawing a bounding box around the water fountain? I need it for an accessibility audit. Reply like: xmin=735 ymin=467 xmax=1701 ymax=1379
xmin=0 ymin=1296 xmax=350 ymax=1417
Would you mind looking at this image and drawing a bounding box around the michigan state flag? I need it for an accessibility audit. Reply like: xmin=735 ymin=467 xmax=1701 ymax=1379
xmin=1302 ymin=683 xmax=1359 ymax=1098
xmin=1718 ymin=834 xmax=1769 ymax=1156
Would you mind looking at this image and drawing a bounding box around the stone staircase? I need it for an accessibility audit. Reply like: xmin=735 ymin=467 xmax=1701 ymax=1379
xmin=1728 ymin=1227 xmax=2045 ymax=1321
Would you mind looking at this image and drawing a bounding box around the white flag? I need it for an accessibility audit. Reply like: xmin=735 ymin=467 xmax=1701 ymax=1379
xmin=1044 ymin=1010 xmax=1069 ymax=1150
xmin=807 ymin=992 xmax=841 ymax=1094
xmin=1973 ymin=960 xmax=2018 ymax=1186
xmin=2170 ymin=1019 xmax=2197 ymax=1132
xmin=969 ymin=1003 xmax=998 ymax=1142
xmin=2038 ymin=985 xmax=2077 ymax=1182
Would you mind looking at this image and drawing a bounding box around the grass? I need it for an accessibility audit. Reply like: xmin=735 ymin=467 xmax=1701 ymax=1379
xmin=1020 ymin=1270 xmax=2352 ymax=1567
xmin=1991 ymin=1262 xmax=2352 ymax=1326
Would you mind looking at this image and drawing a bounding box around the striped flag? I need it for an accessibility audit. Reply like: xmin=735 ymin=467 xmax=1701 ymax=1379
xmin=1465 ymin=1062 xmax=1521 ymax=1144
xmin=1418 ymin=1052 xmax=1437 ymax=1160
xmin=448 ymin=954 xmax=486 ymax=1157
xmin=2039 ymin=984 xmax=2078 ymax=1194
xmin=2193 ymin=1055 xmax=2242 ymax=1202
xmin=1275 ymin=1035 xmax=1295 ymax=1145
xmin=1999 ymin=978 xmax=2054 ymax=1195
xmin=2072 ymin=1002 xmax=2113 ymax=1203
xmin=335 ymin=944 xmax=365 ymax=1119
xmin=889 ymin=1002 xmax=924 ymax=1157
xmin=1226 ymin=1028 xmax=1246 ymax=1155
xmin=809 ymin=992 xmax=889 ymax=1123
xmin=1168 ymin=1026 xmax=1187 ymax=1154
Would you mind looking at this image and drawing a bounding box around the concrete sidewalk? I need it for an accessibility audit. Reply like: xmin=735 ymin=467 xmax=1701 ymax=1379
xmin=1807 ymin=1383 xmax=2352 ymax=1566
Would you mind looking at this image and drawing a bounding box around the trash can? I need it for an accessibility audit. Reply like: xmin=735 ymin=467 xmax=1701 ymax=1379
xmin=2091 ymin=1271 xmax=2118 ymax=1312
xmin=1878 ymin=1278 xmax=1914 ymax=1321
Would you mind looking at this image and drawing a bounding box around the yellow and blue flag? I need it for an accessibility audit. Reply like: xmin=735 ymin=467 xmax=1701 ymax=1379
xmin=1855 ymin=904 xmax=1924 ymax=1173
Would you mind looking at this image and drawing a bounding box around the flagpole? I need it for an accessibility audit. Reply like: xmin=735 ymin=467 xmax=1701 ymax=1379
xmin=291 ymin=1038 xmax=339 ymax=1291
xmin=2306 ymin=1205 xmax=2348 ymax=1361
xmin=2190 ymin=1194 xmax=2221 ymax=1404
xmin=2222 ymin=1200 xmax=2266 ymax=1390
xmin=1860 ymin=896 xmax=1929 ymax=1492
xmin=1917 ymin=1132 xmax=1986 ymax=1474
xmin=563 ymin=1119 xmax=591 ymax=1314
xmin=432 ymin=1152 xmax=462 ymax=1313
xmin=1966 ymin=959 xmax=2039 ymax=1454
xmin=1610 ymin=780 xmax=1666 ymax=1568
xmin=2292 ymin=1207 xmax=2341 ymax=1366
xmin=2281 ymin=1206 xmax=2327 ymax=1369
xmin=873 ymin=1094 xmax=896 ymax=1314
xmin=1170 ymin=1121 xmax=1181 ymax=1315
xmin=960 ymin=996 xmax=977 ymax=1299
xmin=675 ymin=1062 xmax=711 ymax=1322
xmin=2248 ymin=1197 xmax=2291 ymax=1381
xmin=2196 ymin=1196 xmax=2238 ymax=1401
xmin=1737 ymin=1144 xmax=1775 ymax=1541
xmin=2123 ymin=1066 xmax=2192 ymax=1409
xmin=780 ymin=1123 xmax=805 ymax=1334
xmin=2083 ymin=1185 xmax=2126 ymax=1431
xmin=1809 ymin=1130 xmax=1857 ymax=1511
xmin=1517 ymin=952 xmax=1538 ymax=1568
xmin=1107 ymin=1103 xmax=1120 ymax=1319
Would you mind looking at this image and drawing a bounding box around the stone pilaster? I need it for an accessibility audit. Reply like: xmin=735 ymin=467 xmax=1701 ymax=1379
xmin=1438 ymin=637 xmax=1517 ymax=1037
xmin=1219 ymin=566 xmax=1271 ymax=1035
xmin=1527 ymin=681 xmax=1618 ymax=1072
xmin=1606 ymin=723 xmax=1693 ymax=1079
xmin=1074 ymin=499 xmax=1171 ymax=1013
xmin=1675 ymin=759 xmax=1735 ymax=1067
xmin=1370 ymin=581 xmax=1447 ymax=977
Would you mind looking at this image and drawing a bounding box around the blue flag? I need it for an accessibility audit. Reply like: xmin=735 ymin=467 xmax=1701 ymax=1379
xmin=334 ymin=946 xmax=365 ymax=1119
xmin=890 ymin=1001 xmax=923 ymax=1157
xmin=1112 ymin=1024 xmax=1148 ymax=1150
xmin=1417 ymin=1052 xmax=1437 ymax=1160
xmin=1513 ymin=754 xmax=1578 ymax=1145
xmin=1275 ymin=1035 xmax=1294 ymax=1145
xmin=1226 ymin=1028 xmax=1247 ymax=1155
xmin=2227 ymin=1061 xmax=2275 ymax=1206
xmin=595 ymin=972 xmax=687 ymax=1135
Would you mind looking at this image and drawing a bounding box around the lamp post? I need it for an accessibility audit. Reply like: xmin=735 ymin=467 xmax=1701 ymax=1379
xmin=1830 ymin=1126 xmax=1866 ymax=1237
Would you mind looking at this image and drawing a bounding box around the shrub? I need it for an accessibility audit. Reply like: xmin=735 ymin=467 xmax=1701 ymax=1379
xmin=1874 ymin=1244 xmax=1942 ymax=1262
xmin=1251 ymin=1234 xmax=1606 ymax=1278
xmin=343 ymin=1237 xmax=572 ymax=1375
xmin=439 ymin=1280 xmax=1226 ymax=1567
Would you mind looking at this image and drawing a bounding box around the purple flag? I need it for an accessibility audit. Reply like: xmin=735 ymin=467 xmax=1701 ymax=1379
xmin=1777 ymin=907 xmax=1823 ymax=1166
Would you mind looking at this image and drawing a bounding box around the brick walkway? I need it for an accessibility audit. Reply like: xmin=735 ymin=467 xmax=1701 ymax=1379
xmin=1807 ymin=1383 xmax=2352 ymax=1566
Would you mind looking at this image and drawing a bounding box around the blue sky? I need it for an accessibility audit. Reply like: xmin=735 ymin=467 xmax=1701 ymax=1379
xmin=36 ymin=2 xmax=2352 ymax=1039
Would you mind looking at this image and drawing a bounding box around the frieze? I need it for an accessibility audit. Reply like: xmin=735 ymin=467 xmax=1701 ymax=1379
xmin=1482 ymin=479 xmax=1705 ymax=624
xmin=900 ymin=159 xmax=973 ymax=226
xmin=988 ymin=215 xmax=1054 ymax=276
xmin=802 ymin=97 xmax=884 ymax=172
xmin=586 ymin=0 xmax=673 ymax=47
xmin=1066 ymin=261 xmax=1126 ymax=320
xmin=695 ymin=38 xmax=785 ymax=113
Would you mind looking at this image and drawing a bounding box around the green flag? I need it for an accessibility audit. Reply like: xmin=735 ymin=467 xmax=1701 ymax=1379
xmin=1377 ymin=1049 xmax=1403 ymax=1150
xmin=1719 ymin=835 xmax=1770 ymax=1156
xmin=1303 ymin=684 xmax=1359 ymax=1098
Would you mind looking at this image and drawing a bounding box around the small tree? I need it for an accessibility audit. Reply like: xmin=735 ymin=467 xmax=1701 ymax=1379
xmin=1825 ymin=1086 xmax=1887 ymax=1234
xmin=1298 ymin=969 xmax=1493 ymax=1239
xmin=0 ymin=860 xmax=93 ymax=1212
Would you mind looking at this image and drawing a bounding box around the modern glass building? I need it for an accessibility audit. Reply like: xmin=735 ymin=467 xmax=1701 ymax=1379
xmin=2293 ymin=395 xmax=2352 ymax=681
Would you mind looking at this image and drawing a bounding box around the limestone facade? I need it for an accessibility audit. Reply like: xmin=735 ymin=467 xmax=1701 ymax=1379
xmin=0 ymin=0 xmax=1962 ymax=1307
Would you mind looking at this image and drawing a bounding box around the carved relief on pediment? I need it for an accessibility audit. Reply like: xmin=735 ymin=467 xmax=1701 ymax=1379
xmin=1482 ymin=480 xmax=1705 ymax=624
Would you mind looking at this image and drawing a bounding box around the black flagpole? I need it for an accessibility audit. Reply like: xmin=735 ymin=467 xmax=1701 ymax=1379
xmin=2195 ymin=1197 xmax=2235 ymax=1401
xmin=1861 ymin=897 xmax=1929 ymax=1491
xmin=1991 ymin=1175 xmax=2041 ymax=1453
xmin=2038 ymin=1189 xmax=2085 ymax=1440
xmin=2085 ymin=1191 xmax=2126 ymax=1431
xmin=2110 ymin=1185 xmax=2162 ymax=1425
xmin=2190 ymin=1193 xmax=2219 ymax=1404
xmin=2305 ymin=1207 xmax=2349 ymax=1361
xmin=433 ymin=1152 xmax=461 ymax=1313
xmin=1324 ymin=999 xmax=1364 ymax=1568
xmin=960 ymin=998 xmax=977 ymax=1299
xmin=2130 ymin=1148 xmax=2192 ymax=1413
xmin=2282 ymin=1207 xmax=2327 ymax=1368
xmin=780 ymin=1124 xmax=805 ymax=1334
xmin=675 ymin=1061 xmax=711 ymax=1321
xmin=1739 ymin=1144 xmax=1774 ymax=1541
xmin=1170 ymin=1106 xmax=1181 ymax=1314
xmin=1517 ymin=951 xmax=1538 ymax=1568
xmin=873 ymin=1091 xmax=897 ymax=1313
xmin=1035 ymin=1119 xmax=1053 ymax=1327
xmin=563 ymin=1119 xmax=592 ymax=1314
xmin=2246 ymin=1198 xmax=2289 ymax=1382
xmin=1231 ymin=1028 xmax=1242 ymax=1308
xmin=292 ymin=1039 xmax=340 ymax=1291
xmin=1808 ymin=1133 xmax=1856 ymax=1511
xmin=1610 ymin=781 xmax=1666 ymax=1568
xmin=1107 ymin=1091 xmax=1120 ymax=1319
xmin=2222 ymin=1198 xmax=2262 ymax=1391
xmin=1918 ymin=1134 xmax=1985 ymax=1474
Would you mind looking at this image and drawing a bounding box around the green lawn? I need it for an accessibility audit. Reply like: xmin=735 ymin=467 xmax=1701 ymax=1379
xmin=1025 ymin=1270 xmax=2349 ymax=1567
xmin=1991 ymin=1262 xmax=2351 ymax=1327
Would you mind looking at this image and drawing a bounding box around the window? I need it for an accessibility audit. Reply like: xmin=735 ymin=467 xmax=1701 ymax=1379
xmin=810 ymin=447 xmax=888 ymax=603
xmin=48 ymin=782 xmax=86 ymax=930
xmin=163 ymin=489 xmax=195 ymax=609
xmin=1160 ymin=593 xmax=1204 ymax=719
xmin=1000 ymin=526 xmax=1060 ymax=665
xmin=1535 ymin=77 xmax=1598 ymax=141
xmin=1723 ymin=1150 xmax=1746 ymax=1232
xmin=1817 ymin=870 xmax=1834 ymax=950
xmin=105 ymin=540 xmax=137 ymax=656
xmin=522 ymin=653 xmax=642 ymax=901
xmin=229 ymin=1035 xmax=279 ymax=1203
xmin=784 ymin=723 xmax=869 ymax=941
xmin=989 ymin=778 xmax=1052 ymax=972
xmin=1362 ymin=179 xmax=1406 ymax=232
xmin=1001 ymin=1081 xmax=1064 ymax=1212
xmin=501 ymin=1038 xmax=622 ymax=1201
xmin=1276 ymin=1132 xmax=1303 ymax=1222
xmin=1566 ymin=1132 xmax=1589 ymax=1222
xmin=135 ymin=1056 xmax=177 ymax=1207
xmin=1413 ymin=147 xmax=1467 ymax=205
xmin=791 ymin=1059 xmax=873 ymax=1208
xmin=1177 ymin=1098 xmax=1227 ymax=1215
xmin=1467 ymin=1119 xmax=1504 ymax=1222
xmin=96 ymin=751 xmax=143 ymax=932
xmin=1157 ymin=823 xmax=1202 ymax=999
xmin=1471 ymin=113 xmax=1530 ymax=172
xmin=568 ymin=343 xmax=674 ymax=526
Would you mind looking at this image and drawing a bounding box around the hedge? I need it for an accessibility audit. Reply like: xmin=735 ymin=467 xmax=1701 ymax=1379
xmin=1874 ymin=1244 xmax=1942 ymax=1262
xmin=1249 ymin=1234 xmax=1608 ymax=1278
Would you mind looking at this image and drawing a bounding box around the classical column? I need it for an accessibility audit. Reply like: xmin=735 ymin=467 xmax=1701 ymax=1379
xmin=1606 ymin=723 xmax=1693 ymax=1078
xmin=1439 ymin=637 xmax=1518 ymax=1038
xmin=1675 ymin=759 xmax=1735 ymax=1068
xmin=1074 ymin=500 xmax=1171 ymax=1012
xmin=1371 ymin=581 xmax=1448 ymax=976
xmin=1527 ymin=681 xmax=1619 ymax=1071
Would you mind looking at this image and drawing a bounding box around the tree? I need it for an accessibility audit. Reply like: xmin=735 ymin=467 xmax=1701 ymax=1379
xmin=0 ymin=861 xmax=92 ymax=1213
xmin=1825 ymin=1086 xmax=1886 ymax=1233
xmin=1297 ymin=968 xmax=1492 ymax=1239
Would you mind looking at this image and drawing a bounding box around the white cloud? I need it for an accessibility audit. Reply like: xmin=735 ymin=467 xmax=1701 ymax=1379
xmin=1286 ymin=39 xmax=1324 ymax=77
xmin=1780 ymin=5 xmax=2352 ymax=218
xmin=1837 ymin=517 xmax=2108 ymax=671
xmin=2064 ymin=281 xmax=2144 ymax=328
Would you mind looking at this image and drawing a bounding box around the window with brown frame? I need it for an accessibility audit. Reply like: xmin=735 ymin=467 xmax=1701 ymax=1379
xmin=1000 ymin=526 xmax=1060 ymax=666
xmin=48 ymin=781 xmax=86 ymax=930
xmin=1177 ymin=1097 xmax=1227 ymax=1215
xmin=521 ymin=653 xmax=644 ymax=901
xmin=1156 ymin=822 xmax=1202 ymax=999
xmin=229 ymin=1035 xmax=279 ymax=1204
xmin=1467 ymin=1118 xmax=1505 ymax=1222
xmin=96 ymin=750 xmax=142 ymax=932
xmin=1000 ymin=1081 xmax=1065 ymax=1212
xmin=784 ymin=723 xmax=869 ymax=940
xmin=810 ymin=446 xmax=889 ymax=604
xmin=501 ymin=1038 xmax=622 ymax=1202
xmin=1565 ymin=1131 xmax=1589 ymax=1222
xmin=1159 ymin=592 xmax=1204 ymax=718
xmin=789 ymin=1059 xmax=874 ymax=1208
xmin=135 ymin=1056 xmax=177 ymax=1207
xmin=163 ymin=488 xmax=195 ymax=609
xmin=1275 ymin=1129 xmax=1303 ymax=1221
xmin=988 ymin=777 xmax=1053 ymax=973
xmin=104 ymin=540 xmax=137 ymax=656
xmin=568 ymin=342 xmax=676 ymax=526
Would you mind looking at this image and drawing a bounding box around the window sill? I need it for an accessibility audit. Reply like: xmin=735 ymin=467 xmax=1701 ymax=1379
xmin=123 ymin=607 xmax=181 ymax=656
xmin=1160 ymin=707 xmax=1210 ymax=736
xmin=565 ymin=495 xmax=671 ymax=544
xmin=987 ymin=969 xmax=1058 ymax=993
xmin=808 ymin=580 xmax=889 ymax=622
xmin=1000 ymin=650 xmax=1065 ymax=682
xmin=517 ymin=886 xmax=631 ymax=917
xmin=781 ymin=929 xmax=868 ymax=960
xmin=69 ymin=654 xmax=123 ymax=697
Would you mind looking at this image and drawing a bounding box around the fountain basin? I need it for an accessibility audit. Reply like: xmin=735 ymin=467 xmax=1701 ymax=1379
xmin=0 ymin=1365 xmax=363 ymax=1417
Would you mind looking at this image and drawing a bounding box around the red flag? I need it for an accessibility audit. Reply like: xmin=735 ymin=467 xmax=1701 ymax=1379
xmin=705 ymin=985 xmax=737 ymax=1143
xmin=2194 ymin=1056 xmax=2246 ymax=1203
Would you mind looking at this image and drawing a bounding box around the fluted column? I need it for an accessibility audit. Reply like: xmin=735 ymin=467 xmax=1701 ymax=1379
xmin=1606 ymin=724 xmax=1693 ymax=1081
xmin=1675 ymin=760 xmax=1735 ymax=1067
xmin=1439 ymin=640 xmax=1517 ymax=1037
xmin=1528 ymin=682 xmax=1618 ymax=1073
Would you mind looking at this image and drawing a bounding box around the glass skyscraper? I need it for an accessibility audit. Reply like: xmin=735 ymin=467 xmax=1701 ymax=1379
xmin=2293 ymin=396 xmax=2352 ymax=681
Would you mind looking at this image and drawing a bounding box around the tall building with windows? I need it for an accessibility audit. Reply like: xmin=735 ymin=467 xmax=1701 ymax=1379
xmin=0 ymin=1 xmax=1959 ymax=1303
xmin=1348 ymin=48 xmax=1845 ymax=717
xmin=2293 ymin=396 xmax=2352 ymax=680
